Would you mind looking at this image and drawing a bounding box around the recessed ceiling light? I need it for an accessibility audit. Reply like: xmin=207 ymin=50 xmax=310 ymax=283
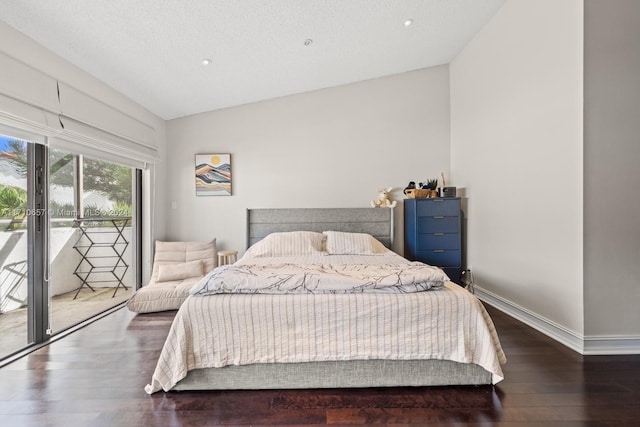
xmin=404 ymin=19 xmax=414 ymax=27
xmin=304 ymin=39 xmax=313 ymax=46
xmin=201 ymin=58 xmax=212 ymax=66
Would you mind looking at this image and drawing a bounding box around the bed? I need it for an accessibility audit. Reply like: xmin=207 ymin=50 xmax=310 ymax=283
xmin=145 ymin=208 xmax=505 ymax=393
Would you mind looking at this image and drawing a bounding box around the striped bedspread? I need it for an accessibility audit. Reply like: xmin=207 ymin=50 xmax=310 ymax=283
xmin=145 ymin=271 xmax=506 ymax=393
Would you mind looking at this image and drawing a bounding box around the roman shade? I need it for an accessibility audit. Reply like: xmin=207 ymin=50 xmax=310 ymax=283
xmin=0 ymin=51 xmax=159 ymax=168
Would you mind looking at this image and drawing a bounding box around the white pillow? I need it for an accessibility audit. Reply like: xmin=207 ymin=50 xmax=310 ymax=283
xmin=245 ymin=231 xmax=326 ymax=257
xmin=323 ymin=231 xmax=389 ymax=255
xmin=156 ymin=260 xmax=204 ymax=282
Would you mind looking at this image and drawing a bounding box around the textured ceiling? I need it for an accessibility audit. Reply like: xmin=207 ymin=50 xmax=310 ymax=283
xmin=1 ymin=0 xmax=504 ymax=120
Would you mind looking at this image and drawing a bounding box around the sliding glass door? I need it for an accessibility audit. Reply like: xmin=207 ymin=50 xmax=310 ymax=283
xmin=48 ymin=149 xmax=136 ymax=333
xmin=0 ymin=132 xmax=140 ymax=362
xmin=0 ymin=135 xmax=33 ymax=359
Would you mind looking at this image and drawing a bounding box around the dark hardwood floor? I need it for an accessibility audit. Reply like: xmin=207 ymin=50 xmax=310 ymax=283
xmin=1 ymin=303 xmax=639 ymax=426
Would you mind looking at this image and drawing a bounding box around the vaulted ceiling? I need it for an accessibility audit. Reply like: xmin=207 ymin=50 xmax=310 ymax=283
xmin=1 ymin=0 xmax=504 ymax=120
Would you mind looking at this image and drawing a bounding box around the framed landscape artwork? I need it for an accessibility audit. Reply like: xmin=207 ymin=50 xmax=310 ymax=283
xmin=195 ymin=153 xmax=231 ymax=196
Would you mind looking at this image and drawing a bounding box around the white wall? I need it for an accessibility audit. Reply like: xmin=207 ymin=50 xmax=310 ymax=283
xmin=584 ymin=0 xmax=640 ymax=342
xmin=450 ymin=1 xmax=584 ymax=336
xmin=166 ymin=66 xmax=451 ymax=255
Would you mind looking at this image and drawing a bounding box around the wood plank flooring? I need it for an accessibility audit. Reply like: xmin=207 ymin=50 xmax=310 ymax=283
xmin=0 ymin=286 xmax=132 ymax=359
xmin=0 ymin=304 xmax=639 ymax=426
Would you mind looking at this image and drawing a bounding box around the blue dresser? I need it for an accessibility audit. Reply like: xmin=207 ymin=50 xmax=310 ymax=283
xmin=404 ymin=198 xmax=463 ymax=284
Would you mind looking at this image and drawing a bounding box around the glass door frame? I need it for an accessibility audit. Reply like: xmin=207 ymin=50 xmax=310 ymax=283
xmin=1 ymin=138 xmax=142 ymax=364
xmin=27 ymin=143 xmax=49 ymax=343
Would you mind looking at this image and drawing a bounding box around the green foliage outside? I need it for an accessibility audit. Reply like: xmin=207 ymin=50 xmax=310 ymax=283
xmin=0 ymin=184 xmax=27 ymax=230
xmin=49 ymin=149 xmax=133 ymax=205
xmin=0 ymin=185 xmax=27 ymax=217
xmin=1 ymin=140 xmax=132 ymax=223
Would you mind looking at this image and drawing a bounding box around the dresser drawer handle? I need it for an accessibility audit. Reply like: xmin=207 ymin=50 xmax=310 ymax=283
xmin=434 ymin=233 xmax=444 ymax=236
xmin=433 ymin=250 xmax=445 ymax=253
xmin=434 ymin=216 xmax=445 ymax=219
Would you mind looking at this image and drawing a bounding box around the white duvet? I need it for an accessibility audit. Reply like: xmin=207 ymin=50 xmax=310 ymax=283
xmin=190 ymin=261 xmax=448 ymax=295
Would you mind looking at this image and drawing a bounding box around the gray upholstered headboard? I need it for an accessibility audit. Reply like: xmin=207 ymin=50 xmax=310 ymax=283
xmin=247 ymin=208 xmax=394 ymax=249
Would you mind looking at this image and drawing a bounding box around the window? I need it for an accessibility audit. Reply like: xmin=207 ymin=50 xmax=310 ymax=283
xmin=49 ymin=149 xmax=137 ymax=333
xmin=0 ymin=133 xmax=141 ymax=362
xmin=0 ymin=135 xmax=30 ymax=358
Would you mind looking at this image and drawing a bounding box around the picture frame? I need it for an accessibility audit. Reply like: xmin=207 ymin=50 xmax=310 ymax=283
xmin=195 ymin=153 xmax=231 ymax=196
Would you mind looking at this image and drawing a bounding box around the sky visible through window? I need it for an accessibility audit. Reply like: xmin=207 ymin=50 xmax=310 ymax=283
xmin=0 ymin=135 xmax=18 ymax=151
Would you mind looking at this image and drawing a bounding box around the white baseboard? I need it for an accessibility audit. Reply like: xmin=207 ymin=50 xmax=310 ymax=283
xmin=582 ymin=336 xmax=640 ymax=355
xmin=474 ymin=286 xmax=640 ymax=355
xmin=474 ymin=286 xmax=585 ymax=353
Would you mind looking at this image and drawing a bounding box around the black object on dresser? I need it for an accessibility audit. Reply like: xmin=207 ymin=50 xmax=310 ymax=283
xmin=404 ymin=198 xmax=463 ymax=284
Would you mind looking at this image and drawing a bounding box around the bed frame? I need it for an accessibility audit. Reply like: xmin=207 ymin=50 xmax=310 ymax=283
xmin=174 ymin=207 xmax=492 ymax=390
xmin=246 ymin=207 xmax=394 ymax=249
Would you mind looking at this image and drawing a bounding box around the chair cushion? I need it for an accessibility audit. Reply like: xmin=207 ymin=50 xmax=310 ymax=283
xmin=151 ymin=240 xmax=217 ymax=280
xmin=156 ymin=260 xmax=204 ymax=282
xmin=126 ymin=239 xmax=216 ymax=313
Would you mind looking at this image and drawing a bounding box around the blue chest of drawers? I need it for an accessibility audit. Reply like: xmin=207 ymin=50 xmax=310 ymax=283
xmin=404 ymin=198 xmax=463 ymax=284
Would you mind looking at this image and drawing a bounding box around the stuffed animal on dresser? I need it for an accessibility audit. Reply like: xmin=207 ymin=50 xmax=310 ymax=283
xmin=371 ymin=188 xmax=397 ymax=208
